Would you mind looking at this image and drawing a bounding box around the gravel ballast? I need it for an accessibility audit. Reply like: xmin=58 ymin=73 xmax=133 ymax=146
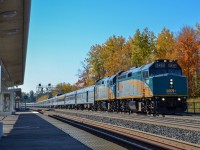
xmin=56 ymin=110 xmax=200 ymax=145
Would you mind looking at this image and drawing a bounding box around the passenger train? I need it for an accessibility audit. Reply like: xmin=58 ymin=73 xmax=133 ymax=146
xmin=29 ymin=60 xmax=188 ymax=115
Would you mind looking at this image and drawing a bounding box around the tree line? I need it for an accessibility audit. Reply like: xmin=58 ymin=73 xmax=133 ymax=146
xmin=76 ymin=24 xmax=200 ymax=97
xmin=34 ymin=23 xmax=200 ymax=101
xmin=22 ymin=82 xmax=78 ymax=102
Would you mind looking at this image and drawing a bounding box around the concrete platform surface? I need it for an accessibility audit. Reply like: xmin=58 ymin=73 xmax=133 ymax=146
xmin=0 ymin=112 xmax=91 ymax=150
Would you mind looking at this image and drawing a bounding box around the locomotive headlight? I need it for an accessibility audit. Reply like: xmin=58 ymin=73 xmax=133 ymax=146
xmin=178 ymin=98 xmax=181 ymax=101
xmin=170 ymin=79 xmax=173 ymax=82
xmin=170 ymin=81 xmax=173 ymax=85
xmin=162 ymin=98 xmax=165 ymax=101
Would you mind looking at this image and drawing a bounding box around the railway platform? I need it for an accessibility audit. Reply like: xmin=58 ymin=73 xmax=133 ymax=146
xmin=0 ymin=111 xmax=91 ymax=150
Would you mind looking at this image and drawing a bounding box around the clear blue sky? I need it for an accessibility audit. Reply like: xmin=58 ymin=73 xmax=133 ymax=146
xmin=20 ymin=0 xmax=200 ymax=93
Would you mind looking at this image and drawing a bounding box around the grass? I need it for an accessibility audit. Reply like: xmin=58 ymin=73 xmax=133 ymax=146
xmin=187 ymin=97 xmax=200 ymax=113
xmin=187 ymin=97 xmax=200 ymax=102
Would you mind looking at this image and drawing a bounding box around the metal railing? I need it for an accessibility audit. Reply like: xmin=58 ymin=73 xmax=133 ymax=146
xmin=186 ymin=102 xmax=200 ymax=114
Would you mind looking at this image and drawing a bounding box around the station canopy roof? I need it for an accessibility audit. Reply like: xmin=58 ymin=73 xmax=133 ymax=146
xmin=0 ymin=0 xmax=31 ymax=87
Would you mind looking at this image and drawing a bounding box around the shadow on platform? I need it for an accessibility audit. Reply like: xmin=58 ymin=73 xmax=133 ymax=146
xmin=0 ymin=111 xmax=91 ymax=150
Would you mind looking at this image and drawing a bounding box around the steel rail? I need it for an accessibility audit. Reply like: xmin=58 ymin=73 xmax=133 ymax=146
xmin=32 ymin=108 xmax=200 ymax=131
xmin=54 ymin=109 xmax=200 ymax=131
xmin=48 ymin=114 xmax=168 ymax=150
xmin=43 ymin=111 xmax=200 ymax=150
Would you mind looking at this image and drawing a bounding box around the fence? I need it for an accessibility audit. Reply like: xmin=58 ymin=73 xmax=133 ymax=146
xmin=186 ymin=102 xmax=200 ymax=114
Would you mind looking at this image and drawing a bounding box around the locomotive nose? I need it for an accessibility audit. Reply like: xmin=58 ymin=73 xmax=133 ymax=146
xmin=151 ymin=74 xmax=188 ymax=113
xmin=152 ymin=74 xmax=187 ymax=96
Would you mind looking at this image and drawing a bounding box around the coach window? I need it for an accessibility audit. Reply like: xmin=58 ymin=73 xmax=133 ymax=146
xmin=102 ymin=81 xmax=104 ymax=84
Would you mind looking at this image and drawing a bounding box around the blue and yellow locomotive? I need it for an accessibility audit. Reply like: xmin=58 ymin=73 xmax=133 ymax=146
xmin=95 ymin=60 xmax=188 ymax=115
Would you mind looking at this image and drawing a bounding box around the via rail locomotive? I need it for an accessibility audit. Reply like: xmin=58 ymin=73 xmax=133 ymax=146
xmin=29 ymin=60 xmax=188 ymax=115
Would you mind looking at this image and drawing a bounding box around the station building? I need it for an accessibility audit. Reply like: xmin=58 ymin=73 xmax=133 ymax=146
xmin=0 ymin=0 xmax=31 ymax=115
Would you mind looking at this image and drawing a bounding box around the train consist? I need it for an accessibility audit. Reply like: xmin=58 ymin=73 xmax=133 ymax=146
xmin=30 ymin=60 xmax=188 ymax=115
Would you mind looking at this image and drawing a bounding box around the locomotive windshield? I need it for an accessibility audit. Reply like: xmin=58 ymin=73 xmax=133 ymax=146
xmin=150 ymin=61 xmax=182 ymax=76
xmin=168 ymin=69 xmax=182 ymax=75
xmin=151 ymin=69 xmax=166 ymax=75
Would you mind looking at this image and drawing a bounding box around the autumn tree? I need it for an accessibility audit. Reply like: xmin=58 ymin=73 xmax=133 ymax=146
xmin=193 ymin=23 xmax=200 ymax=97
xmin=102 ymin=35 xmax=126 ymax=76
xmin=116 ymin=41 xmax=132 ymax=71
xmin=155 ymin=28 xmax=176 ymax=59
xmin=176 ymin=26 xmax=200 ymax=96
xmin=196 ymin=23 xmax=200 ymax=34
xmin=75 ymin=61 xmax=94 ymax=88
xmin=55 ymin=82 xmax=77 ymax=94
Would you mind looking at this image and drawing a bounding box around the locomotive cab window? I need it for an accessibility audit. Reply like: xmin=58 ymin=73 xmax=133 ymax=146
xmin=128 ymin=72 xmax=132 ymax=77
xmin=118 ymin=74 xmax=126 ymax=80
xmin=143 ymin=71 xmax=149 ymax=78
xmin=150 ymin=69 xmax=166 ymax=76
xmin=168 ymin=63 xmax=182 ymax=75
xmin=150 ymin=62 xmax=182 ymax=76
xmin=168 ymin=69 xmax=182 ymax=75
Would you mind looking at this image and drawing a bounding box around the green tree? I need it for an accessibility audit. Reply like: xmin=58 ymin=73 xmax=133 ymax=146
xmin=29 ymin=90 xmax=36 ymax=102
xmin=86 ymin=44 xmax=106 ymax=80
xmin=129 ymin=28 xmax=156 ymax=67
xmin=190 ymin=73 xmax=200 ymax=97
xmin=155 ymin=28 xmax=176 ymax=59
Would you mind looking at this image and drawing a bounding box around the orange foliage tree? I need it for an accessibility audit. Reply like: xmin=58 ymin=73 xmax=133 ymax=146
xmin=176 ymin=26 xmax=200 ymax=96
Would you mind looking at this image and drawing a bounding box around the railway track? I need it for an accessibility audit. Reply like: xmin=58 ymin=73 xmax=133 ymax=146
xmin=39 ymin=110 xmax=200 ymax=150
xmin=32 ymin=107 xmax=200 ymax=131
xmin=52 ymin=109 xmax=200 ymax=131
xmin=165 ymin=115 xmax=200 ymax=122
